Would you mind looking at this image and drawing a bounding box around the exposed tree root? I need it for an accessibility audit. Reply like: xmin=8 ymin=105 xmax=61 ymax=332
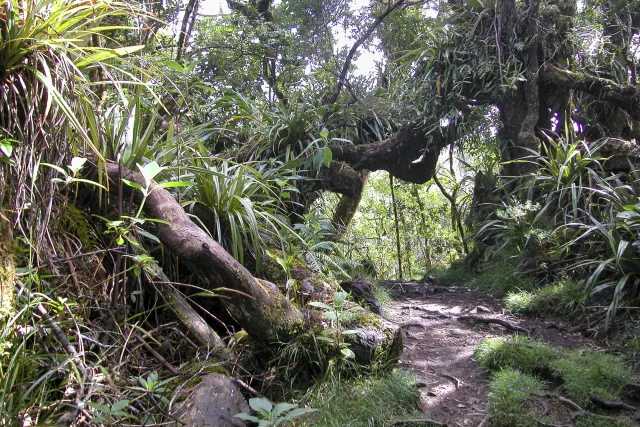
xmin=390 ymin=419 xmax=447 ymax=426
xmin=458 ymin=315 xmax=531 ymax=338
xmin=589 ymin=393 xmax=636 ymax=411
xmin=428 ymin=364 xmax=461 ymax=388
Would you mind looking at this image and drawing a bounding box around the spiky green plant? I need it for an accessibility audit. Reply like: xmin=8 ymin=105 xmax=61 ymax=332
xmin=183 ymin=158 xmax=301 ymax=273
xmin=0 ymin=0 xmax=149 ymax=256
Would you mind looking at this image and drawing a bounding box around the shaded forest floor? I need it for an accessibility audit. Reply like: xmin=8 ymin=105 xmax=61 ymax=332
xmin=381 ymin=282 xmax=640 ymax=426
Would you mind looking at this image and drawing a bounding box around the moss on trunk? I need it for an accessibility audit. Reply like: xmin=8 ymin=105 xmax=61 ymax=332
xmin=0 ymin=218 xmax=15 ymax=319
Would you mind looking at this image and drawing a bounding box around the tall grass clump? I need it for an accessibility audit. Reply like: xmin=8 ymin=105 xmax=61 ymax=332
xmin=305 ymin=370 xmax=422 ymax=426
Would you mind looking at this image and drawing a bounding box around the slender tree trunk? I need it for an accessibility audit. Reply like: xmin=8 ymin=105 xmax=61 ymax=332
xmin=176 ymin=0 xmax=200 ymax=61
xmin=0 ymin=217 xmax=15 ymax=318
xmin=411 ymin=185 xmax=431 ymax=270
xmin=389 ymin=174 xmax=403 ymax=280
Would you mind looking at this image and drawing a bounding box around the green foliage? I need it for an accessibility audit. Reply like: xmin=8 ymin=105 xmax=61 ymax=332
xmin=0 ymin=280 xmax=83 ymax=424
xmin=475 ymin=336 xmax=559 ymax=374
xmin=504 ymin=278 xmax=584 ymax=316
xmin=434 ymin=264 xmax=473 ymax=286
xmin=550 ymin=350 xmax=633 ymax=406
xmin=345 ymin=173 xmax=460 ymax=280
xmin=304 ymin=370 xmax=422 ymax=427
xmin=476 ymin=337 xmax=633 ymax=407
xmin=372 ymin=282 xmax=392 ymax=306
xmin=486 ymin=368 xmax=547 ymax=427
xmin=471 ymin=255 xmax=535 ymax=297
xmin=234 ymin=397 xmax=316 ymax=426
xmin=185 ymin=158 xmax=299 ymax=273
xmin=309 ymin=291 xmax=359 ymax=362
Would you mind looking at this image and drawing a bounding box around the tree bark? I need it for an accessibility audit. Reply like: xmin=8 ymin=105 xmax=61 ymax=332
xmin=176 ymin=0 xmax=200 ymax=61
xmin=103 ymin=161 xmax=303 ymax=344
xmin=498 ymin=0 xmax=541 ymax=178
xmin=332 ymin=171 xmax=370 ymax=234
xmin=330 ymin=124 xmax=448 ymax=184
xmin=540 ymin=65 xmax=640 ymax=121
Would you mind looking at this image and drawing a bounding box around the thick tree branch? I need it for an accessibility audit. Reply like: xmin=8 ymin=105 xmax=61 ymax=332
xmin=330 ymin=124 xmax=448 ymax=184
xmin=541 ymin=64 xmax=640 ymax=121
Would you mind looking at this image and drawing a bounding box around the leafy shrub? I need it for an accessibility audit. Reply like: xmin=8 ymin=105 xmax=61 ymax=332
xmin=186 ymin=159 xmax=299 ymax=274
xmin=305 ymin=370 xmax=422 ymax=427
xmin=504 ymin=278 xmax=584 ymax=316
xmin=435 ymin=264 xmax=472 ymax=286
xmin=471 ymin=256 xmax=535 ymax=297
xmin=476 ymin=337 xmax=633 ymax=408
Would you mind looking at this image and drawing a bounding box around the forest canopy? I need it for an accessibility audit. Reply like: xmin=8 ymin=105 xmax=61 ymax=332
xmin=1 ymin=0 xmax=640 ymax=425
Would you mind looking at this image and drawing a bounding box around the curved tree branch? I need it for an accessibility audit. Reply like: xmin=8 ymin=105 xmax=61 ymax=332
xmin=324 ymin=0 xmax=406 ymax=109
xmin=541 ymin=64 xmax=640 ymax=121
xmin=330 ymin=124 xmax=448 ymax=184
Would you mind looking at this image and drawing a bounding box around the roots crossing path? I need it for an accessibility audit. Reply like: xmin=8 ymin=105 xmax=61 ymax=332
xmin=382 ymin=283 xmax=589 ymax=427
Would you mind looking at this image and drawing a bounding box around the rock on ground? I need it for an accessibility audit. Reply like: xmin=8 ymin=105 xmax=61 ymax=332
xmin=172 ymin=373 xmax=249 ymax=426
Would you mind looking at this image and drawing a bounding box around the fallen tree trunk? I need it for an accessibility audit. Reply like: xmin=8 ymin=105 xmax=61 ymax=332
xmin=103 ymin=161 xmax=303 ymax=344
xmin=96 ymin=161 xmax=402 ymax=365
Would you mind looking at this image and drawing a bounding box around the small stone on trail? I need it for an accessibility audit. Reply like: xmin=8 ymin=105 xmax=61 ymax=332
xmin=475 ymin=306 xmax=491 ymax=313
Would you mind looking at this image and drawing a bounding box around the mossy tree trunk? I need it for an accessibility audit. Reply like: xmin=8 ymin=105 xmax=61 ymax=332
xmin=332 ymin=170 xmax=370 ymax=234
xmin=0 ymin=217 xmax=15 ymax=318
xmin=95 ymin=161 xmax=403 ymax=366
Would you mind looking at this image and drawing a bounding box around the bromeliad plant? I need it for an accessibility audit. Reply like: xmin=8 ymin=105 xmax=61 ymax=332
xmin=183 ymin=156 xmax=302 ymax=274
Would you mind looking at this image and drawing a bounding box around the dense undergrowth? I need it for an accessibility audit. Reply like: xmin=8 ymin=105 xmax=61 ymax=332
xmin=1 ymin=0 xmax=640 ymax=425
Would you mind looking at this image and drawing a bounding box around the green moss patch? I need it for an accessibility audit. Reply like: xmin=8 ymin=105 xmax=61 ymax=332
xmin=476 ymin=336 xmax=635 ymax=422
xmin=504 ymin=278 xmax=584 ymax=317
xmin=550 ymin=350 xmax=633 ymax=406
xmin=475 ymin=336 xmax=560 ymax=374
xmin=487 ymin=368 xmax=547 ymax=427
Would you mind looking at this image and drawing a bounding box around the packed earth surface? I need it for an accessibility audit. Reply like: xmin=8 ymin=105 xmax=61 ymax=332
xmin=380 ymin=281 xmax=640 ymax=427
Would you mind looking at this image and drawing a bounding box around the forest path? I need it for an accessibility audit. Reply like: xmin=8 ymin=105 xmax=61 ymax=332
xmin=381 ymin=282 xmax=587 ymax=427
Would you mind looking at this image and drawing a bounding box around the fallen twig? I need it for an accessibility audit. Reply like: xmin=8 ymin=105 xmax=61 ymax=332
xmin=234 ymin=377 xmax=266 ymax=399
xmin=476 ymin=413 xmax=489 ymax=427
xmin=134 ymin=333 xmax=179 ymax=374
xmin=589 ymin=393 xmax=636 ymax=411
xmin=459 ymin=315 xmax=531 ymax=338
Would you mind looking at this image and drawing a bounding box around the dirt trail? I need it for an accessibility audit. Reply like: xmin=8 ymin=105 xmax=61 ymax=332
xmin=382 ymin=282 xmax=588 ymax=427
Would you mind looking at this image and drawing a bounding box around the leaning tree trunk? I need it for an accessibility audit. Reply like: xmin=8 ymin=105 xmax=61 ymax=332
xmin=95 ymin=161 xmax=403 ymax=365
xmin=103 ymin=162 xmax=302 ymax=343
